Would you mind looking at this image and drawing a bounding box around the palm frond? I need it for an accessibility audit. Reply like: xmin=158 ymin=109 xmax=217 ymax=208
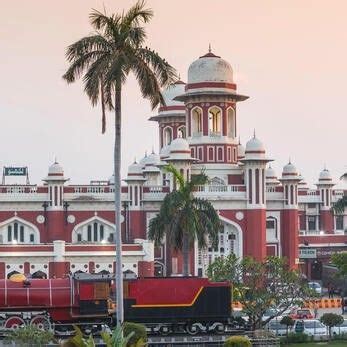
xmin=89 ymin=9 xmax=121 ymax=38
xmin=164 ymin=164 xmax=185 ymax=189
xmin=122 ymin=0 xmax=153 ymax=26
xmin=331 ymin=195 xmax=347 ymax=214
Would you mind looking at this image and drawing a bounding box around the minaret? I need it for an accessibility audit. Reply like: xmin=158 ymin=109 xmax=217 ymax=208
xmin=175 ymin=49 xmax=248 ymax=181
xmin=240 ymin=135 xmax=272 ymax=261
xmin=316 ymin=168 xmax=335 ymax=233
xmin=149 ymin=81 xmax=186 ymax=150
xmin=279 ymin=161 xmax=301 ymax=269
xmin=124 ymin=161 xmax=147 ymax=241
xmin=43 ymin=161 xmax=69 ymax=242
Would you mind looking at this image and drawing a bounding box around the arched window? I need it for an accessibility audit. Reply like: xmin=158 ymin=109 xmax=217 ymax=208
xmin=177 ymin=126 xmax=186 ymax=138
xmin=163 ymin=127 xmax=172 ymax=146
xmin=191 ymin=107 xmax=202 ymax=136
xmin=208 ymin=106 xmax=222 ymax=136
xmin=0 ymin=219 xmax=39 ymax=244
xmin=73 ymin=218 xmax=115 ymax=244
xmin=266 ymin=217 xmax=278 ymax=241
xmin=227 ymin=107 xmax=236 ymax=138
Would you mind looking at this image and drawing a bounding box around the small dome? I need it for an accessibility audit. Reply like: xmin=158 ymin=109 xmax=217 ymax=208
xmin=160 ymin=145 xmax=171 ymax=159
xmin=108 ymin=174 xmax=115 ymax=185
xmin=319 ymin=168 xmax=332 ymax=181
xmin=244 ymin=136 xmax=266 ymax=160
xmin=167 ymin=138 xmax=195 ymax=162
xmin=266 ymin=166 xmax=279 ymax=186
xmin=128 ymin=161 xmax=143 ymax=175
xmin=188 ymin=51 xmax=233 ymax=85
xmin=48 ymin=161 xmax=64 ymax=176
xmin=162 ymin=81 xmax=186 ymax=107
xmin=237 ymin=143 xmax=245 ymax=159
xmin=281 ymin=161 xmax=300 ymax=181
xmin=146 ymin=151 xmax=160 ymax=167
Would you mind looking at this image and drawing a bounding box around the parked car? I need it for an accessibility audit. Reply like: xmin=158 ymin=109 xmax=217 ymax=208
xmin=293 ymin=319 xmax=327 ymax=336
xmin=331 ymin=318 xmax=347 ymax=335
xmin=308 ymin=281 xmax=322 ymax=296
xmin=266 ymin=318 xmax=288 ymax=336
xmin=262 ymin=308 xmax=280 ymax=322
xmin=289 ymin=308 xmax=314 ymax=319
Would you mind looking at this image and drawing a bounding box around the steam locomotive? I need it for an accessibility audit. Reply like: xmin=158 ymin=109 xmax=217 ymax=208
xmin=0 ymin=273 xmax=233 ymax=335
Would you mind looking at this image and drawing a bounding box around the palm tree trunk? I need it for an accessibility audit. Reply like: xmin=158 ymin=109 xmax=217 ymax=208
xmin=182 ymin=232 xmax=189 ymax=276
xmin=114 ymin=84 xmax=124 ymax=325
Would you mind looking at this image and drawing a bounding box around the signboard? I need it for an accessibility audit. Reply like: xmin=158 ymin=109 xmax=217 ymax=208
xmin=4 ymin=167 xmax=27 ymax=176
xmin=299 ymin=248 xmax=317 ymax=259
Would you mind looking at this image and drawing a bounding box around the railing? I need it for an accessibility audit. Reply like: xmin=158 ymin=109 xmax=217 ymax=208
xmin=0 ymin=185 xmax=38 ymax=194
xmin=209 ymin=131 xmax=222 ymax=137
xmin=195 ymin=185 xmax=246 ymax=193
xmin=307 ymin=190 xmax=318 ymax=196
xmin=192 ymin=131 xmax=202 ymax=137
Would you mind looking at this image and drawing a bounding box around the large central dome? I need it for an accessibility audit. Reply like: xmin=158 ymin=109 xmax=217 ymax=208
xmin=188 ymin=52 xmax=234 ymax=84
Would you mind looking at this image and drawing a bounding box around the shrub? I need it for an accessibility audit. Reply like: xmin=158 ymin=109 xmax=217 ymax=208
xmin=320 ymin=313 xmax=344 ymax=339
xmin=123 ymin=322 xmax=147 ymax=346
xmin=283 ymin=332 xmax=309 ymax=343
xmin=224 ymin=335 xmax=252 ymax=347
xmin=5 ymin=325 xmax=55 ymax=346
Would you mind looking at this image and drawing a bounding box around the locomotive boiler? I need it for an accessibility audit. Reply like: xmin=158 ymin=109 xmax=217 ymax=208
xmin=0 ymin=273 xmax=233 ymax=336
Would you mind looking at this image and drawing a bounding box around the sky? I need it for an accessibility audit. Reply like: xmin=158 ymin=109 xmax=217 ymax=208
xmin=0 ymin=0 xmax=346 ymax=187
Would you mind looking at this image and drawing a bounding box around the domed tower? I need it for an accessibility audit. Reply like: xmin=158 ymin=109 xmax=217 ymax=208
xmin=165 ymin=138 xmax=196 ymax=190
xmin=175 ymin=49 xmax=248 ymax=179
xmin=43 ymin=161 xmax=69 ymax=241
xmin=279 ymin=161 xmax=301 ymax=268
xmin=149 ymin=81 xmax=186 ymax=150
xmin=266 ymin=165 xmax=280 ymax=187
xmin=316 ymin=168 xmax=335 ymax=233
xmin=240 ymin=135 xmax=271 ymax=260
xmin=143 ymin=151 xmax=161 ymax=186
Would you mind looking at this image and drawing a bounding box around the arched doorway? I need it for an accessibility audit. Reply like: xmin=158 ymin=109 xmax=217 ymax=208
xmin=7 ymin=270 xmax=20 ymax=279
xmin=32 ymin=271 xmax=47 ymax=279
xmin=311 ymin=260 xmax=323 ymax=280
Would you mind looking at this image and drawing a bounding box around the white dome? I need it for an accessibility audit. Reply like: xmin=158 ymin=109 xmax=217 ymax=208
xmin=162 ymin=81 xmax=186 ymax=107
xmin=146 ymin=151 xmax=160 ymax=167
xmin=188 ymin=52 xmax=233 ymax=85
xmin=281 ymin=161 xmax=301 ymax=181
xmin=160 ymin=145 xmax=171 ymax=159
xmin=170 ymin=138 xmax=190 ymax=153
xmin=108 ymin=174 xmax=115 ymax=184
xmin=319 ymin=168 xmax=332 ymax=181
xmin=237 ymin=143 xmax=245 ymax=159
xmin=266 ymin=166 xmax=277 ymax=179
xmin=167 ymin=138 xmax=194 ymax=162
xmin=48 ymin=162 xmax=64 ymax=176
xmin=128 ymin=161 xmax=143 ymax=175
xmin=244 ymin=136 xmax=266 ymax=160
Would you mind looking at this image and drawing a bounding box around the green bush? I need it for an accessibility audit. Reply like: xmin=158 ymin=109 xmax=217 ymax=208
xmin=5 ymin=325 xmax=55 ymax=346
xmin=123 ymin=322 xmax=147 ymax=346
xmin=224 ymin=335 xmax=252 ymax=347
xmin=281 ymin=332 xmax=309 ymax=343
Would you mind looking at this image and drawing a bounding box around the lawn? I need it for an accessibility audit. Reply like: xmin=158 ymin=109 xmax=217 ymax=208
xmin=288 ymin=342 xmax=347 ymax=347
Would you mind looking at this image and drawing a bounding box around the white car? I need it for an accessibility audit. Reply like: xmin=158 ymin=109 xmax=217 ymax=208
xmin=331 ymin=318 xmax=347 ymax=335
xmin=262 ymin=308 xmax=280 ymax=322
xmin=308 ymin=282 xmax=322 ymax=296
xmin=266 ymin=318 xmax=288 ymax=336
xmin=293 ymin=319 xmax=327 ymax=337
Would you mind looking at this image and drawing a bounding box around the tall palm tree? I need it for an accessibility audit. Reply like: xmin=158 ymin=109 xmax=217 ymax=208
xmin=62 ymin=0 xmax=176 ymax=325
xmin=148 ymin=165 xmax=221 ymax=276
xmin=332 ymin=172 xmax=347 ymax=214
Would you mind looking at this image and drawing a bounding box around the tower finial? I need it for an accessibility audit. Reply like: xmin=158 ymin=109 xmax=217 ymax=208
xmin=134 ymin=157 xmax=137 ymax=164
xmin=324 ymin=163 xmax=327 ymax=170
xmin=54 ymin=155 xmax=57 ymax=164
xmin=289 ymin=157 xmax=291 ymax=164
xmin=152 ymin=146 xmax=155 ymax=154
xmin=208 ymin=43 xmax=211 ymax=53
xmin=253 ymin=129 xmax=256 ymax=138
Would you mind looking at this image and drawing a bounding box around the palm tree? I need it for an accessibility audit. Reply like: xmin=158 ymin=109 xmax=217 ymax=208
xmin=148 ymin=164 xmax=221 ymax=276
xmin=62 ymin=0 xmax=176 ymax=325
xmin=332 ymin=172 xmax=347 ymax=214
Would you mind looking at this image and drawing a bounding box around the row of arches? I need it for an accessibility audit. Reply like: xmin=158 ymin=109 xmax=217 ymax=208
xmin=191 ymin=106 xmax=236 ymax=138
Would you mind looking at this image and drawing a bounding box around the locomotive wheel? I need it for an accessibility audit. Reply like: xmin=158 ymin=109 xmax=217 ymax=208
xmin=30 ymin=315 xmax=51 ymax=331
xmin=186 ymin=323 xmax=200 ymax=335
xmin=4 ymin=316 xmax=25 ymax=330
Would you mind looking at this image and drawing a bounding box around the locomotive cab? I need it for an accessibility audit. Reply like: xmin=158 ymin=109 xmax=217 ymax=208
xmin=73 ymin=273 xmax=113 ymax=316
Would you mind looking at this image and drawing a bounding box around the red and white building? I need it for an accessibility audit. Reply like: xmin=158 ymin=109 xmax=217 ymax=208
xmin=0 ymin=50 xmax=346 ymax=280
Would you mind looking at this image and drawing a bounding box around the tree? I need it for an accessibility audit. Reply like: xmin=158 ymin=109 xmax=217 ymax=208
xmin=320 ymin=313 xmax=344 ymax=339
xmin=62 ymin=0 xmax=176 ymax=324
xmin=207 ymin=256 xmax=313 ymax=330
xmin=280 ymin=316 xmax=294 ymax=339
xmin=148 ymin=164 xmax=220 ymax=276
xmin=331 ymin=252 xmax=347 ymax=278
xmin=332 ymin=195 xmax=347 ymax=214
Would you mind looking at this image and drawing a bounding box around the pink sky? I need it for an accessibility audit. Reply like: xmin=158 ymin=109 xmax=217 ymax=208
xmin=0 ymin=0 xmax=346 ymax=187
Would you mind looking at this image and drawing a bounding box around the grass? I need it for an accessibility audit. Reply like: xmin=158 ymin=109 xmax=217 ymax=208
xmin=288 ymin=342 xmax=347 ymax=347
